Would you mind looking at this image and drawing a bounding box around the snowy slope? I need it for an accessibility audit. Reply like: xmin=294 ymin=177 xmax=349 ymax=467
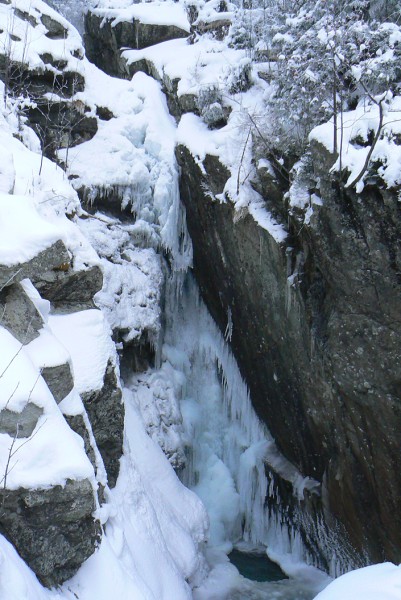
xmin=0 ymin=5 xmax=208 ymax=594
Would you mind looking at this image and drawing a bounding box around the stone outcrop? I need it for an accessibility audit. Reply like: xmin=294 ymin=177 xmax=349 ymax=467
xmin=0 ymin=403 xmax=43 ymax=438
xmin=26 ymin=100 xmax=97 ymax=161
xmin=81 ymin=361 xmax=123 ymax=489
xmin=0 ymin=229 xmax=119 ymax=583
xmin=0 ymin=479 xmax=100 ymax=587
xmin=34 ymin=265 xmax=103 ymax=313
xmin=42 ymin=363 xmax=74 ymax=404
xmin=64 ymin=414 xmax=97 ymax=472
xmin=0 ymin=1 xmax=97 ymax=163
xmin=0 ymin=239 xmax=70 ymax=290
xmin=0 ymin=282 xmax=44 ymax=344
xmin=84 ymin=11 xmax=189 ymax=77
xmin=176 ymin=143 xmax=401 ymax=570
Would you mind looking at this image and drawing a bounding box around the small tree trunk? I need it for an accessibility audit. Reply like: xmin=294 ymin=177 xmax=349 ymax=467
xmin=347 ymin=99 xmax=384 ymax=190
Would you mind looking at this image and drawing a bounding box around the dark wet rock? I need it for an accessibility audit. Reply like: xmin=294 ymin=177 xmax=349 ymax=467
xmin=26 ymin=99 xmax=96 ymax=161
xmin=126 ymin=57 xmax=155 ymax=79
xmin=0 ymin=403 xmax=43 ymax=438
xmin=0 ymin=32 xmax=89 ymax=160
xmin=64 ymin=413 xmax=97 ymax=471
xmin=84 ymin=11 xmax=189 ymax=77
xmin=34 ymin=265 xmax=103 ymax=312
xmin=0 ymin=479 xmax=100 ymax=587
xmin=14 ymin=8 xmax=38 ymax=27
xmin=0 ymin=53 xmax=85 ymax=98
xmin=176 ymin=142 xmax=401 ymax=570
xmin=39 ymin=53 xmax=68 ymax=70
xmin=42 ymin=363 xmax=74 ymax=403
xmin=77 ymin=184 xmax=135 ymax=219
xmin=81 ymin=361 xmax=124 ymax=488
xmin=96 ymin=105 xmax=114 ymax=121
xmin=41 ymin=13 xmax=68 ymax=39
xmin=178 ymin=92 xmax=198 ymax=114
xmin=0 ymin=282 xmax=44 ymax=343
xmin=119 ymin=331 xmax=156 ymax=380
xmin=0 ymin=240 xmax=70 ymax=292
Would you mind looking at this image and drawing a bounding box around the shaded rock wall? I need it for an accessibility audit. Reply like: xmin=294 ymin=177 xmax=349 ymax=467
xmin=176 ymin=143 xmax=401 ymax=569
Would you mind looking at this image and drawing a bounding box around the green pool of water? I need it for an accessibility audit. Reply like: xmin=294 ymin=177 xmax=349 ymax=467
xmin=228 ymin=549 xmax=289 ymax=583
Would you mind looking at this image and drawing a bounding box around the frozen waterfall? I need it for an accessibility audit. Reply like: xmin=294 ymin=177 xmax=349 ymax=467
xmin=162 ymin=273 xmax=304 ymax=556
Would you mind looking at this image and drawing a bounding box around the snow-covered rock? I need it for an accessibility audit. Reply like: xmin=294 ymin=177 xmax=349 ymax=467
xmin=314 ymin=563 xmax=401 ymax=600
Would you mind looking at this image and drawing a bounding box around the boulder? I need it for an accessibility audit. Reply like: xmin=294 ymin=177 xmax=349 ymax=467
xmin=84 ymin=11 xmax=189 ymax=77
xmin=40 ymin=13 xmax=68 ymax=39
xmin=192 ymin=18 xmax=231 ymax=41
xmin=41 ymin=363 xmax=74 ymax=403
xmin=26 ymin=100 xmax=97 ymax=161
xmin=0 ymin=239 xmax=70 ymax=291
xmin=34 ymin=265 xmax=103 ymax=312
xmin=0 ymin=478 xmax=100 ymax=587
xmin=64 ymin=413 xmax=97 ymax=471
xmin=0 ymin=282 xmax=44 ymax=344
xmin=0 ymin=403 xmax=43 ymax=438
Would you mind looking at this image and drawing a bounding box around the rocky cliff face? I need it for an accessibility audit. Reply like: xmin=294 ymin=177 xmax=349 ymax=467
xmin=176 ymin=142 xmax=401 ymax=568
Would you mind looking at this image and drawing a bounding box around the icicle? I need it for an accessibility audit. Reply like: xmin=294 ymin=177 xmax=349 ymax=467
xmin=224 ymin=307 xmax=233 ymax=342
xmin=160 ymin=177 xmax=193 ymax=273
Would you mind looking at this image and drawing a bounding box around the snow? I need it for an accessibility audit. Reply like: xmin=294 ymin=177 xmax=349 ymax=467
xmin=0 ymin=536 xmax=54 ymax=600
xmin=61 ymin=68 xmax=191 ymax=269
xmin=0 ymin=193 xmax=65 ymax=267
xmin=76 ymin=212 xmax=163 ymax=344
xmin=63 ymin=386 xmax=208 ymax=600
xmin=20 ymin=279 xmax=51 ymax=322
xmin=124 ymin=36 xmax=285 ymax=242
xmin=0 ymin=82 xmax=101 ymax=276
xmin=96 ymin=247 xmax=163 ymax=343
xmin=26 ymin=326 xmax=71 ymax=369
xmin=91 ymin=0 xmax=190 ymax=32
xmin=49 ymin=309 xmax=116 ymax=394
xmin=0 ymin=326 xmax=94 ymax=489
xmin=310 ymin=94 xmax=401 ymax=192
xmin=129 ymin=365 xmax=186 ymax=469
xmin=314 ymin=563 xmax=401 ymax=600
xmin=123 ymin=37 xmax=246 ymax=98
xmin=0 ymin=381 xmax=208 ymax=600
xmin=0 ymin=0 xmax=84 ymax=75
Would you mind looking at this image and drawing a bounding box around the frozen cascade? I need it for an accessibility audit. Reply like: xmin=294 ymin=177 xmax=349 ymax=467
xmin=161 ymin=272 xmax=313 ymax=563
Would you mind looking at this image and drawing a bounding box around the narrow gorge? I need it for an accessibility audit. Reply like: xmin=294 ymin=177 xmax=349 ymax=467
xmin=0 ymin=0 xmax=399 ymax=598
